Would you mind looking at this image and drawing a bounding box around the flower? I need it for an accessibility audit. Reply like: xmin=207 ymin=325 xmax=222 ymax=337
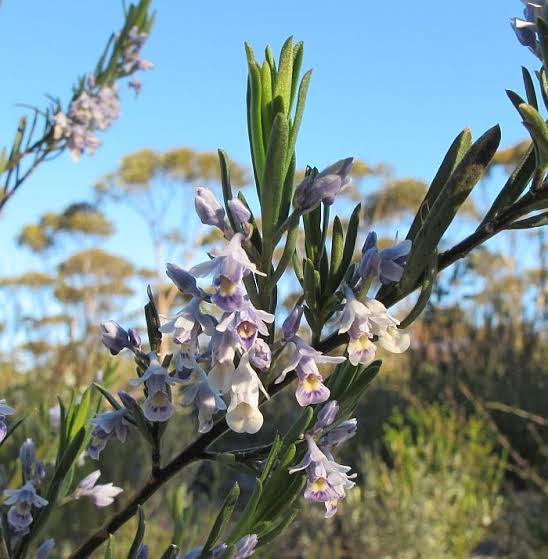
xmin=234 ymin=534 xmax=258 ymax=558
xmin=36 ymin=538 xmax=55 ymax=559
xmin=274 ymin=337 xmax=344 ymax=406
xmin=166 ymin=263 xmax=202 ymax=297
xmin=249 ymin=338 xmax=272 ymax=371
xmin=195 ymin=187 xmax=226 ymax=230
xmin=320 ymin=418 xmax=358 ymax=449
xmin=282 ymin=304 xmax=304 ymax=341
xmin=0 ymin=399 xmax=15 ymax=443
xmin=19 ymin=439 xmax=45 ymax=485
xmin=100 ymin=320 xmax=131 ymax=355
xmin=226 ymin=354 xmax=267 ymax=434
xmin=293 ymin=158 xmax=353 ymax=212
xmin=4 ymin=481 xmax=48 ymax=532
xmin=360 ymin=231 xmax=412 ymax=285
xmin=121 ymin=26 xmax=153 ymax=74
xmin=289 ymin=435 xmax=356 ymax=518
xmin=180 ymin=367 xmax=227 ymax=433
xmin=313 ymin=401 xmax=339 ymax=432
xmin=336 ymin=287 xmax=410 ymax=365
xmin=512 ymin=2 xmax=548 ymax=57
xmin=142 ymin=375 xmax=174 ymax=422
xmin=217 ymin=302 xmax=274 ymax=352
xmin=73 ymin=470 xmax=123 ymax=507
xmin=129 ymin=353 xmax=176 ymax=387
xmin=228 ymin=198 xmax=252 ymax=236
xmin=88 ymin=409 xmax=130 ymax=460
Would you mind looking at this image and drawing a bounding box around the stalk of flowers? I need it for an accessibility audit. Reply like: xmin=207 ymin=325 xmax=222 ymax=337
xmin=3 ymin=439 xmax=47 ymax=534
xmin=289 ymin=400 xmax=358 ymax=518
xmin=53 ymin=23 xmax=153 ymax=160
xmin=511 ymin=1 xmax=548 ymax=59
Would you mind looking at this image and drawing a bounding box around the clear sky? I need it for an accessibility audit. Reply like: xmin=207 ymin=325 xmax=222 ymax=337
xmin=0 ymin=0 xmax=536 ymax=274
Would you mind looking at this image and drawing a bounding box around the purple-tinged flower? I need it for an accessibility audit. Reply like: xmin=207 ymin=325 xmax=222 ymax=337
xmin=274 ymin=337 xmax=345 ymax=400
xmin=228 ymin=198 xmax=252 ymax=236
xmin=36 ymin=538 xmax=55 ymax=559
xmin=0 ymin=399 xmax=15 ymax=416
xmin=313 ymin=401 xmax=339 ymax=432
xmin=289 ymin=435 xmax=355 ymax=518
xmin=195 ymin=187 xmax=226 ymax=230
xmin=217 ymin=302 xmax=274 ymax=353
xmin=19 ymin=439 xmax=45 ymax=485
xmin=293 ymin=158 xmax=353 ymax=212
xmin=73 ymin=470 xmax=123 ymax=507
xmin=4 ymin=482 xmax=48 ymax=532
xmin=101 ymin=321 xmax=130 ymax=355
xmin=0 ymin=399 xmax=15 ymax=443
xmin=209 ymin=328 xmax=238 ymax=366
xmin=360 ymin=232 xmax=412 ymax=285
xmin=118 ymin=390 xmax=138 ymax=410
xmin=282 ymin=304 xmax=304 ymax=341
xmin=128 ymin=328 xmax=141 ymax=350
xmin=226 ymin=354 xmax=268 ymax=434
xmin=121 ymin=26 xmax=153 ymax=74
xmin=320 ymin=419 xmax=358 ymax=449
xmin=88 ymin=409 xmax=130 ymax=460
xmin=234 ymin=534 xmax=258 ymax=558
xmin=249 ymin=338 xmax=271 ymax=371
xmin=512 ymin=2 xmax=548 ymax=57
xmin=211 ymin=274 xmax=246 ymax=312
xmin=182 ymin=544 xmax=227 ymax=559
xmin=143 ymin=375 xmax=174 ymax=423
xmin=295 ymin=357 xmax=331 ymax=407
xmin=160 ymin=298 xmax=215 ymax=353
xmin=180 ymin=367 xmax=227 ymax=433
xmin=129 ymin=353 xmax=177 ymax=387
xmin=166 ymin=263 xmax=202 ymax=297
xmin=191 ymin=233 xmax=265 ymax=283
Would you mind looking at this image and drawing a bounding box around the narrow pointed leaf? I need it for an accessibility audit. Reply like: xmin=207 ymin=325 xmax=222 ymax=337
xmin=522 ymin=67 xmax=538 ymax=110
xmin=128 ymin=507 xmax=146 ymax=559
xmin=274 ymin=37 xmax=294 ymax=115
xmin=508 ymin=210 xmax=548 ymax=229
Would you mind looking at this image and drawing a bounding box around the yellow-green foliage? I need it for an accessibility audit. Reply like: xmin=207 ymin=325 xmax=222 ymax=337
xmin=282 ymin=404 xmax=506 ymax=559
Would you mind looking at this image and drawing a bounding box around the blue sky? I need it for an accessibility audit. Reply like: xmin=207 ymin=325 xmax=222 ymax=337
xmin=0 ymin=0 xmax=536 ymax=274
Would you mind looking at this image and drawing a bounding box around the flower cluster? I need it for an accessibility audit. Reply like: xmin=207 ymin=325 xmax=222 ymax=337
xmin=511 ymin=1 xmax=548 ymax=58
xmin=3 ymin=439 xmax=47 ymax=533
xmin=53 ymin=26 xmax=152 ymax=160
xmin=290 ymin=401 xmax=357 ymax=517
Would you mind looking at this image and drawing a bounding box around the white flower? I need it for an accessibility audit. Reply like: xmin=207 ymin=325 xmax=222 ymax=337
xmin=226 ymin=355 xmax=267 ymax=434
xmin=73 ymin=470 xmax=123 ymax=507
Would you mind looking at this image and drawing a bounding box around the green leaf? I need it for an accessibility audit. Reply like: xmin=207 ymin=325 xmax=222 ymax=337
xmin=273 ymin=37 xmax=294 ymax=116
xmin=537 ymin=17 xmax=548 ymax=66
xmin=326 ymin=216 xmax=344 ymax=295
xmin=261 ymin=61 xmax=274 ymax=145
xmin=127 ymin=507 xmax=146 ymax=559
xmin=259 ymin=434 xmax=283 ymax=483
xmin=94 ymin=383 xmax=122 ymax=411
xmin=303 ymin=258 xmax=318 ymax=312
xmin=200 ymin=483 xmax=240 ymax=558
xmin=400 ymin=125 xmax=501 ymax=293
xmin=228 ymin=478 xmax=263 ymax=542
xmin=258 ymin=505 xmax=300 ymax=547
xmin=145 ymin=285 xmax=162 ymax=352
xmin=407 ymin=128 xmax=472 ymax=241
xmin=522 ymin=67 xmax=538 ymax=110
xmin=481 ymin=143 xmax=535 ymax=225
xmin=0 ymin=416 xmax=25 ymax=449
xmin=506 ymin=89 xmax=526 ymax=112
xmin=518 ymin=102 xmax=548 ymax=165
xmin=245 ymin=44 xmax=266 ymax=186
xmin=286 ymin=69 xmax=312 ymax=175
xmin=338 ymin=203 xmax=361 ymax=283
xmin=283 ymin=407 xmax=313 ymax=447
xmin=508 ymin=210 xmax=548 ymax=229
xmin=104 ymin=535 xmax=114 ymax=559
xmin=290 ymin=41 xmax=304 ymax=111
xmin=261 ymin=113 xmax=290 ymax=241
xmin=278 ymin=153 xmax=296 ymax=225
xmin=398 ymin=251 xmax=437 ymax=329
xmin=218 ymin=149 xmax=237 ymax=232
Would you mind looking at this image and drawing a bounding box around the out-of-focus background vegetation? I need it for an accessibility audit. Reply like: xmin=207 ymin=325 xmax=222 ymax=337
xmin=0 ymin=2 xmax=547 ymax=557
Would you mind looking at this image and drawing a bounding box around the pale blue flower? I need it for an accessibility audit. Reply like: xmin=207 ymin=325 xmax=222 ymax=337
xmin=195 ymin=187 xmax=226 ymax=230
xmin=4 ymin=482 xmax=48 ymax=532
xmin=36 ymin=538 xmax=55 ymax=559
xmin=88 ymin=409 xmax=130 ymax=460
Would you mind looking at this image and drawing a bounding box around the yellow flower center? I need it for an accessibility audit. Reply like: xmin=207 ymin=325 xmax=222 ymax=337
xmin=238 ymin=321 xmax=256 ymax=340
xmin=309 ymin=478 xmax=328 ymax=492
xmin=302 ymin=374 xmax=321 ymax=392
xmin=219 ymin=276 xmax=237 ymax=296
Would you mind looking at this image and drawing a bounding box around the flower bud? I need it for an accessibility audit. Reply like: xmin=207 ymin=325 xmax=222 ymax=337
xmin=282 ymin=305 xmax=304 ymax=341
xmin=195 ymin=187 xmax=226 ymax=229
xmin=100 ymin=321 xmax=130 ymax=355
xmin=128 ymin=328 xmax=141 ymax=350
xmin=118 ymin=390 xmax=137 ymax=410
xmin=19 ymin=438 xmax=36 ymax=482
xmin=249 ymin=338 xmax=271 ymax=370
xmin=228 ymin=198 xmax=251 ymax=224
xmin=166 ymin=263 xmax=201 ymax=297
xmin=320 ymin=418 xmax=357 ymax=448
xmin=36 ymin=538 xmax=55 ymax=559
xmin=314 ymin=400 xmax=339 ymax=431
